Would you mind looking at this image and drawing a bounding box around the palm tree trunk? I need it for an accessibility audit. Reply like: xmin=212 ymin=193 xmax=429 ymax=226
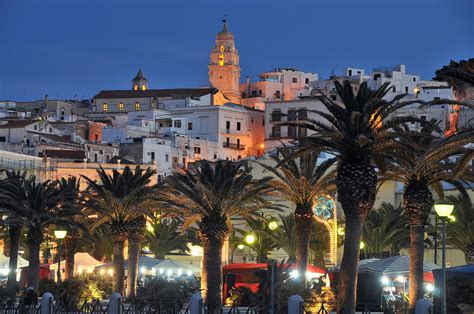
xmin=126 ymin=237 xmax=141 ymax=299
xmin=27 ymin=241 xmax=41 ymax=291
xmin=408 ymin=225 xmax=425 ymax=312
xmin=113 ymin=238 xmax=125 ymax=295
xmin=64 ymin=236 xmax=76 ymax=280
xmin=336 ymin=160 xmax=376 ymax=313
xmin=295 ymin=202 xmax=313 ymax=286
xmin=200 ymin=234 xmax=226 ymax=312
xmin=338 ymin=216 xmax=363 ymax=314
xmin=7 ymin=225 xmax=22 ymax=296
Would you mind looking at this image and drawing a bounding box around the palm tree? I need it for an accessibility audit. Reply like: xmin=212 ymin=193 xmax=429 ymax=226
xmin=88 ymin=226 xmax=114 ymax=263
xmin=434 ymin=58 xmax=474 ymax=99
xmin=145 ymin=219 xmax=189 ymax=259
xmin=286 ymin=80 xmax=422 ymax=311
xmin=0 ymin=170 xmax=28 ymax=295
xmin=362 ymin=203 xmax=407 ymax=256
xmin=242 ymin=215 xmax=278 ymax=263
xmin=446 ymin=194 xmax=474 ymax=264
xmin=157 ymin=160 xmax=277 ymax=311
xmin=57 ymin=176 xmax=84 ymax=280
xmin=259 ymin=145 xmax=335 ymax=284
xmin=0 ymin=177 xmax=76 ymax=290
xmin=82 ymin=166 xmax=157 ymax=297
xmin=380 ymin=122 xmax=473 ymax=310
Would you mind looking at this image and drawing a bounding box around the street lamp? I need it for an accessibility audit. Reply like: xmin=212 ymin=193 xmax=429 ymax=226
xmin=54 ymin=230 xmax=67 ymax=283
xmin=268 ymin=221 xmax=278 ymax=231
xmin=434 ymin=201 xmax=454 ymax=314
xmin=245 ymin=234 xmax=255 ymax=245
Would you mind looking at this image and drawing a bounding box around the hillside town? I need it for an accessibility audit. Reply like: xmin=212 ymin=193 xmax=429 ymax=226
xmin=0 ymin=16 xmax=473 ymax=314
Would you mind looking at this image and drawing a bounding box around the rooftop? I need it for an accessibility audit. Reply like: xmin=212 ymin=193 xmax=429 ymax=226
xmin=94 ymin=88 xmax=219 ymax=99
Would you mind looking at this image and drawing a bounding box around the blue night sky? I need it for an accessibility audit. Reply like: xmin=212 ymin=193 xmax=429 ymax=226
xmin=1 ymin=0 xmax=472 ymax=101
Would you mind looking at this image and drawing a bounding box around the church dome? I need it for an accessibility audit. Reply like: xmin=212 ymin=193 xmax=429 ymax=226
xmin=216 ymin=20 xmax=233 ymax=40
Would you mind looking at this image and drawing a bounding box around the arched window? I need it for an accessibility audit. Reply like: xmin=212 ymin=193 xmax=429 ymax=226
xmin=118 ymin=103 xmax=124 ymax=111
xmin=134 ymin=85 xmax=138 ymax=91
xmin=141 ymin=85 xmax=146 ymax=91
xmin=218 ymin=54 xmax=224 ymax=66
xmin=219 ymin=45 xmax=225 ymax=53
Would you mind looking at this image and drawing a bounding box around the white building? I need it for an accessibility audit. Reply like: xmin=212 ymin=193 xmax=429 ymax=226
xmin=240 ymin=68 xmax=317 ymax=109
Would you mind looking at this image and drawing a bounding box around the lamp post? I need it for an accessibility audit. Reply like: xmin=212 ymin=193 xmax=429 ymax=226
xmin=54 ymin=230 xmax=67 ymax=283
xmin=434 ymin=201 xmax=454 ymax=314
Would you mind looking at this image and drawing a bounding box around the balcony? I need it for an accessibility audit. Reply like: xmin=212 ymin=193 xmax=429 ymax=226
xmin=223 ymin=142 xmax=246 ymax=150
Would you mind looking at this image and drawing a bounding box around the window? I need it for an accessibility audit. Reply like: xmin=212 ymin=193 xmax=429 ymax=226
xmin=305 ymin=78 xmax=309 ymax=84
xmin=141 ymin=85 xmax=146 ymax=91
xmin=49 ymin=128 xmax=52 ymax=133
xmin=94 ymin=134 xmax=98 ymax=142
xmin=102 ymin=103 xmax=108 ymax=111
xmin=392 ymin=87 xmax=397 ymax=93
xmin=165 ymin=154 xmax=169 ymax=162
xmin=237 ymin=155 xmax=241 ymax=160
xmin=275 ymin=90 xmax=281 ymax=99
xmin=373 ymin=74 xmax=381 ymax=80
xmin=237 ymin=122 xmax=241 ymax=131
xmin=292 ymin=77 xmax=297 ymax=83
xmin=405 ymin=86 xmax=409 ymax=93
xmin=226 ymin=121 xmax=230 ymax=129
xmin=94 ymin=154 xmax=98 ymax=162
xmin=298 ymin=109 xmax=307 ymax=120
xmin=0 ymin=136 xmax=6 ymax=142
xmin=226 ymin=137 xmax=230 ymax=145
xmin=118 ymin=103 xmax=124 ymax=111
xmin=34 ymin=125 xmax=37 ymax=130
xmin=194 ymin=147 xmax=201 ymax=154
xmin=271 ymin=110 xmax=281 ymax=122
xmin=287 ymin=110 xmax=297 ymax=121
xmin=188 ymin=122 xmax=193 ymax=130
xmin=133 ymin=85 xmax=138 ymax=91
xmin=135 ymin=102 xmax=140 ymax=111
xmin=213 ymin=154 xmax=218 ymax=159
xmin=151 ymin=152 xmax=155 ymax=161
xmin=271 ymin=126 xmax=281 ymax=138
xmin=237 ymin=139 xmax=241 ymax=147
xmin=348 ymin=70 xmax=352 ymax=76
xmin=420 ymin=115 xmax=426 ymax=121
xmin=413 ymin=77 xmax=416 ymax=82
xmin=220 ymin=45 xmax=225 ymax=53
xmin=218 ymin=54 xmax=224 ymax=66
xmin=174 ymin=120 xmax=182 ymax=128
xmin=262 ymin=118 xmax=265 ymax=126
xmin=288 ymin=126 xmax=297 ymax=137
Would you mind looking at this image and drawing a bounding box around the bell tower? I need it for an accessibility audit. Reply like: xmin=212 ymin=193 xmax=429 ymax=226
xmin=208 ymin=19 xmax=241 ymax=103
xmin=132 ymin=69 xmax=148 ymax=91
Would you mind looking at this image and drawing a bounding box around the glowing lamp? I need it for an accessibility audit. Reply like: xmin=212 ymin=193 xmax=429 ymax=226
xmin=359 ymin=241 xmax=365 ymax=250
xmin=245 ymin=234 xmax=255 ymax=244
xmin=381 ymin=276 xmax=390 ymax=285
xmin=268 ymin=221 xmax=278 ymax=231
xmin=54 ymin=230 xmax=67 ymax=239
xmin=448 ymin=215 xmax=456 ymax=222
xmin=434 ymin=202 xmax=454 ymax=217
xmin=237 ymin=244 xmax=245 ymax=250
xmin=337 ymin=227 xmax=345 ymax=236
xmin=426 ymin=283 xmax=434 ymax=292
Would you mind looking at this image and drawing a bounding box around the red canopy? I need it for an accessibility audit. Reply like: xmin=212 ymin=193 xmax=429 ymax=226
xmin=223 ymin=263 xmax=326 ymax=274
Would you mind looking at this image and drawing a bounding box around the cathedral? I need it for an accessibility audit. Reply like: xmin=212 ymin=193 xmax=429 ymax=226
xmin=208 ymin=19 xmax=241 ymax=104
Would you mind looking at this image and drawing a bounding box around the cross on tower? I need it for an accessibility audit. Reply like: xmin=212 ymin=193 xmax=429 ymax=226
xmin=222 ymin=14 xmax=227 ymax=23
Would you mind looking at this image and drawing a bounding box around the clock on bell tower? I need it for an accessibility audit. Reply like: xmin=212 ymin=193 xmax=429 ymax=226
xmin=208 ymin=19 xmax=241 ymax=104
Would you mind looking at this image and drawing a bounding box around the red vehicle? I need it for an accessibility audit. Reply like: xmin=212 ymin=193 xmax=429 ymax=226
xmin=222 ymin=263 xmax=325 ymax=301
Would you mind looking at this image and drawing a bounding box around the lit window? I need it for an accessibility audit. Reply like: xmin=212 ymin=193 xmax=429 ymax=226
xmin=141 ymin=85 xmax=146 ymax=91
xmin=102 ymin=103 xmax=108 ymax=111
xmin=134 ymin=85 xmax=138 ymax=91
xmin=135 ymin=102 xmax=140 ymax=111
xmin=219 ymin=45 xmax=225 ymax=53
xmin=218 ymin=54 xmax=224 ymax=66
xmin=118 ymin=103 xmax=124 ymax=111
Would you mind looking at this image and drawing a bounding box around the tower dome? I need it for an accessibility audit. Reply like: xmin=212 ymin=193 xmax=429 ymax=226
xmin=216 ymin=19 xmax=233 ymax=40
xmin=132 ymin=69 xmax=148 ymax=91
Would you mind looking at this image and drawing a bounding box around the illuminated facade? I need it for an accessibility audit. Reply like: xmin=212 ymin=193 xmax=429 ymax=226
xmin=208 ymin=20 xmax=241 ymax=104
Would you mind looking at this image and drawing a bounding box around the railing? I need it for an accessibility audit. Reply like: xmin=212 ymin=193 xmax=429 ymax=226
xmin=222 ymin=143 xmax=245 ymax=150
